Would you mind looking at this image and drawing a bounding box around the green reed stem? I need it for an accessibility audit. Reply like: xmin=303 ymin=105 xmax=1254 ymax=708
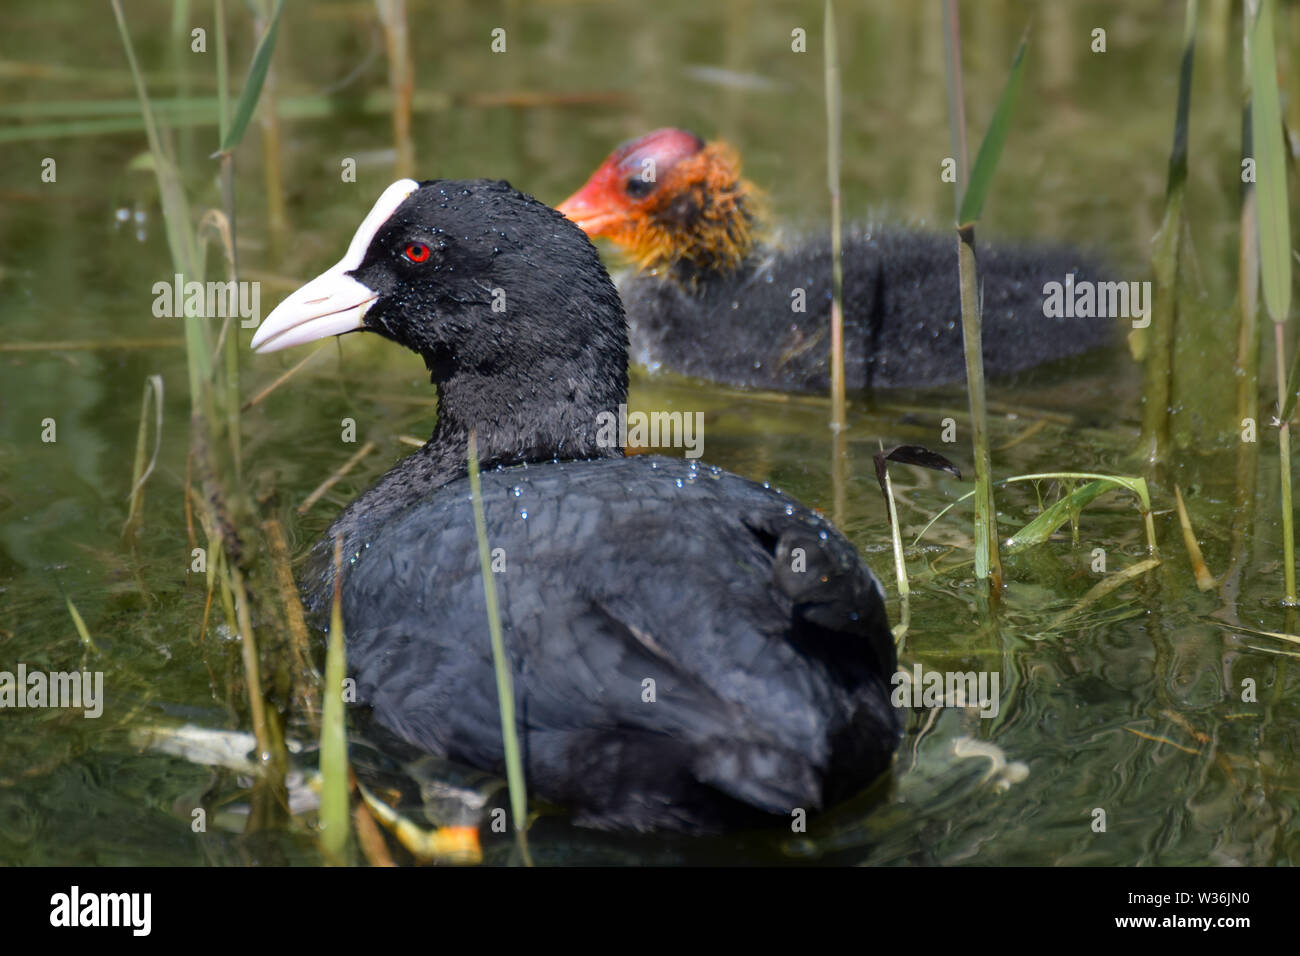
xmin=1140 ymin=0 xmax=1197 ymax=465
xmin=376 ymin=0 xmax=416 ymax=179
xmin=1248 ymin=0 xmax=1295 ymax=603
xmin=942 ymin=16 xmax=1026 ymax=588
xmin=320 ymin=535 xmax=353 ymax=864
xmin=468 ymin=431 xmax=531 ymax=864
xmin=824 ymin=0 xmax=846 ymax=434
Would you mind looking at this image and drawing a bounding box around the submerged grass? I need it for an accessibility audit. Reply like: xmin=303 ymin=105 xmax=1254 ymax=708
xmin=63 ymin=595 xmax=99 ymax=655
xmin=1047 ymin=558 xmax=1163 ymax=632
xmin=123 ymin=375 xmax=164 ymax=539
xmin=1004 ymin=480 xmax=1114 ymax=552
xmin=1173 ymin=485 xmax=1217 ymax=590
xmin=914 ymin=472 xmax=1158 ymax=559
xmin=1004 ymin=474 xmax=1156 ymax=556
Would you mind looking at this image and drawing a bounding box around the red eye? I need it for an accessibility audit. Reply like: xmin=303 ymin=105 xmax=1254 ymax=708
xmin=404 ymin=243 xmax=431 ymax=263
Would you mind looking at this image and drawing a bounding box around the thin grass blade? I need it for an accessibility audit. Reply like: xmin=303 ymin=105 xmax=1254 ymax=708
xmin=217 ymin=0 xmax=284 ymax=153
xmin=958 ymin=30 xmax=1029 ymax=225
xmin=1006 ymin=480 xmax=1112 ymax=552
xmin=467 ymin=431 xmax=530 ymax=863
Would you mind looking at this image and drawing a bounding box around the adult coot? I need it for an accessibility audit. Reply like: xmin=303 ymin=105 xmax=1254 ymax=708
xmin=251 ymin=178 xmax=900 ymax=833
xmin=557 ymin=128 xmax=1116 ymax=391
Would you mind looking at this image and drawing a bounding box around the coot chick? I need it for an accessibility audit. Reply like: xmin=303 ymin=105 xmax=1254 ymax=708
xmin=557 ymin=128 xmax=1116 ymax=391
xmin=251 ymin=179 xmax=900 ymax=833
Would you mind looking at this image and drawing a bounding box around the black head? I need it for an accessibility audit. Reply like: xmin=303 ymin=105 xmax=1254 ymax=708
xmin=252 ymin=178 xmax=629 ymax=464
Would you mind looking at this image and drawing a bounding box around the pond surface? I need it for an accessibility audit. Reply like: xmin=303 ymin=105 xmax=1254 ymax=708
xmin=1 ymin=0 xmax=1297 ymax=865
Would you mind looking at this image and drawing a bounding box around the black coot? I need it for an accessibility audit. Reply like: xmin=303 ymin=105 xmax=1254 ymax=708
xmin=557 ymin=128 xmax=1116 ymax=391
xmin=251 ymin=178 xmax=900 ymax=833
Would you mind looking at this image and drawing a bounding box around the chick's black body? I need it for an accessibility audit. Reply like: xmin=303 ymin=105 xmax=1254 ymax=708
xmin=625 ymin=230 xmax=1115 ymax=391
xmin=267 ymin=179 xmax=900 ymax=833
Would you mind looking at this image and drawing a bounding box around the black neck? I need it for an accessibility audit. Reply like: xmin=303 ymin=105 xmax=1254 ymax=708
xmin=319 ymin=352 xmax=626 ymax=573
xmin=427 ymin=362 xmax=624 ymax=474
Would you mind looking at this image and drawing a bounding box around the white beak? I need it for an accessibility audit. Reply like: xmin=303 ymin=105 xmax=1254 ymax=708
xmin=250 ymin=179 xmax=420 ymax=353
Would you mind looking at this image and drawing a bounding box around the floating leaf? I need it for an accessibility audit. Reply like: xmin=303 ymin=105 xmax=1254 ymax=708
xmin=872 ymin=444 xmax=963 ymax=525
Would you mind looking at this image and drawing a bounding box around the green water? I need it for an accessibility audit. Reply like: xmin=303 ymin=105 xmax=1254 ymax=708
xmin=1 ymin=0 xmax=1298 ymax=865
